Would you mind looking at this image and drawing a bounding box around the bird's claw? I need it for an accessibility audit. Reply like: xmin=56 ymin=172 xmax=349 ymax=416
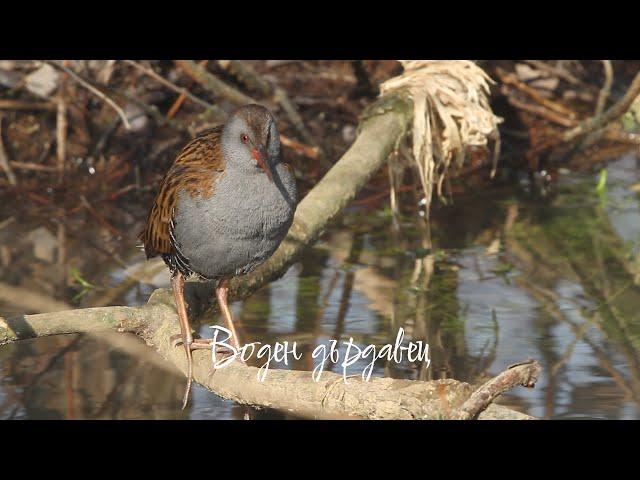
xmin=170 ymin=334 xmax=233 ymax=354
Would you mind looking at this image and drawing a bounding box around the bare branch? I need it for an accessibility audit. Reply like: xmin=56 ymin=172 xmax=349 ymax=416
xmin=454 ymin=359 xmax=541 ymax=419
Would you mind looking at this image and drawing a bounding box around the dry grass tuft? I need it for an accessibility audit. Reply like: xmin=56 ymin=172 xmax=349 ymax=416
xmin=380 ymin=60 xmax=502 ymax=214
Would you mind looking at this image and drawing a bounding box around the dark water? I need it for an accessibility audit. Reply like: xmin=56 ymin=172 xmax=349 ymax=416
xmin=2 ymin=154 xmax=640 ymax=419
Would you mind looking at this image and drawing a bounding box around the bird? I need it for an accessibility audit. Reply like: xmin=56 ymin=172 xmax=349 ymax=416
xmin=139 ymin=104 xmax=297 ymax=408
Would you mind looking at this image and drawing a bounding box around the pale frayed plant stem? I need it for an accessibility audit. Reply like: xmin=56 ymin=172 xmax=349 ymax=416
xmin=380 ymin=60 xmax=502 ymax=214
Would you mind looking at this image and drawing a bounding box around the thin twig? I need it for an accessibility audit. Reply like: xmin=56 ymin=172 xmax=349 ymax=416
xmin=496 ymin=67 xmax=576 ymax=118
xmin=0 ymin=99 xmax=56 ymax=111
xmin=0 ymin=117 xmax=17 ymax=186
xmin=45 ymin=60 xmax=132 ymax=131
xmin=56 ymin=78 xmax=67 ymax=182
xmin=123 ymin=60 xmax=224 ymax=118
xmin=595 ymin=60 xmax=614 ymax=116
xmin=9 ymin=161 xmax=58 ymax=172
xmin=166 ymin=60 xmax=209 ymax=119
xmin=279 ymin=134 xmax=319 ymax=159
xmin=274 ymin=85 xmax=317 ymax=147
xmin=506 ymin=94 xmax=577 ymax=127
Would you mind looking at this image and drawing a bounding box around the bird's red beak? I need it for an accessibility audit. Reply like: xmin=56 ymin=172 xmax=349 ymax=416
xmin=252 ymin=147 xmax=273 ymax=182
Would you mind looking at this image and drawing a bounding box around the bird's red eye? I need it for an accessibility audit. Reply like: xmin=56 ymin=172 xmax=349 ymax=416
xmin=241 ymin=134 xmax=249 ymax=144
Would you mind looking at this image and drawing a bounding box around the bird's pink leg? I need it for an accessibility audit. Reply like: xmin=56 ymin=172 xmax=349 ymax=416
xmin=215 ymin=278 xmax=252 ymax=419
xmin=171 ymin=276 xmax=247 ymax=411
xmin=215 ymin=278 xmax=246 ymax=363
xmin=171 ymin=271 xmax=194 ymax=410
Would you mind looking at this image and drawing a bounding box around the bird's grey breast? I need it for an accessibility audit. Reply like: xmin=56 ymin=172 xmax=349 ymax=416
xmin=172 ymin=163 xmax=296 ymax=279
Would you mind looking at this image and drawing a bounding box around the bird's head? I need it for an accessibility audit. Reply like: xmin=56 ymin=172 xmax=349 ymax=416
xmin=221 ymin=104 xmax=281 ymax=181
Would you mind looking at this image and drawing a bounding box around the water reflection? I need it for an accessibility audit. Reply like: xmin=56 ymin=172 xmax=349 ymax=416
xmin=2 ymin=154 xmax=640 ymax=419
xmin=1 ymin=333 xmax=190 ymax=419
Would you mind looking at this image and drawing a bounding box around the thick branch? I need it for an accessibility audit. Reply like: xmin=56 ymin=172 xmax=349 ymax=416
xmin=0 ymin=292 xmax=535 ymax=420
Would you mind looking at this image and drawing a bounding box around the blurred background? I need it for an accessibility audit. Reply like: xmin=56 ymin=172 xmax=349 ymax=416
xmin=1 ymin=60 xmax=640 ymax=419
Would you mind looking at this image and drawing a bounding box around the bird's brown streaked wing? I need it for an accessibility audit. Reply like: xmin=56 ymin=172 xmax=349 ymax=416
xmin=140 ymin=126 xmax=225 ymax=258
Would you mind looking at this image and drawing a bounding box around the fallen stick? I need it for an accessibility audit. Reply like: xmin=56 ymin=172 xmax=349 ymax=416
xmin=175 ymin=60 xmax=255 ymax=106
